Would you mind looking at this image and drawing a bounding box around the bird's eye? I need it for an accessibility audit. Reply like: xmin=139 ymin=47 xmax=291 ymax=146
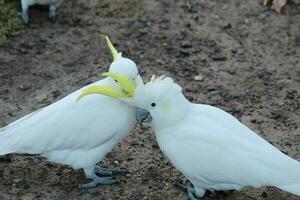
xmin=151 ymin=103 xmax=156 ymax=107
xmin=114 ymin=79 xmax=118 ymax=83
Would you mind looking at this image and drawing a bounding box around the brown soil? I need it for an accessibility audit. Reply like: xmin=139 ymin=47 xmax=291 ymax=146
xmin=0 ymin=0 xmax=300 ymax=199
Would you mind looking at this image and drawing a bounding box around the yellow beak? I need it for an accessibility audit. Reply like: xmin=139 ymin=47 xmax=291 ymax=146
xmin=76 ymin=72 xmax=136 ymax=102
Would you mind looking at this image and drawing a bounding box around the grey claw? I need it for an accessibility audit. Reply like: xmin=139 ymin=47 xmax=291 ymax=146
xmin=94 ymin=166 xmax=128 ymax=175
xmin=79 ymin=176 xmax=118 ymax=189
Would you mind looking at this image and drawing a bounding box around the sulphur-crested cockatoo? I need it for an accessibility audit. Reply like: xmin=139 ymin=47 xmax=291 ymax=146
xmin=20 ymin=0 xmax=63 ymax=23
xmin=0 ymin=36 xmax=139 ymax=189
xmin=99 ymin=74 xmax=300 ymax=199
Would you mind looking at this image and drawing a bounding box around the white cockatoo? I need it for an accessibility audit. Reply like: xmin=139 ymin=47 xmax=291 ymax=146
xmin=0 ymin=36 xmax=139 ymax=189
xmin=98 ymin=74 xmax=300 ymax=199
xmin=19 ymin=0 xmax=63 ymax=23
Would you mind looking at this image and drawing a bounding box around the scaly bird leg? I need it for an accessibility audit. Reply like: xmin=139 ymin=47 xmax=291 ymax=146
xmin=49 ymin=5 xmax=59 ymax=21
xmin=94 ymin=166 xmax=128 ymax=175
xmin=18 ymin=9 xmax=29 ymax=24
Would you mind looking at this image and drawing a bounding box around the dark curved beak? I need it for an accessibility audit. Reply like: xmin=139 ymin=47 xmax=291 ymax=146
xmin=136 ymin=108 xmax=152 ymax=123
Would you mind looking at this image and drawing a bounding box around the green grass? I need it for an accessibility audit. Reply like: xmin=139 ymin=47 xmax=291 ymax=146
xmin=96 ymin=0 xmax=143 ymax=19
xmin=0 ymin=0 xmax=23 ymax=44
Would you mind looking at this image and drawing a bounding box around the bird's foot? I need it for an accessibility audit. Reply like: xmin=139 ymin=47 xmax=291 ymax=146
xmin=94 ymin=166 xmax=128 ymax=175
xmin=49 ymin=7 xmax=59 ymax=21
xmin=79 ymin=174 xmax=118 ymax=189
xmin=18 ymin=10 xmax=29 ymax=24
xmin=188 ymin=186 xmax=202 ymax=200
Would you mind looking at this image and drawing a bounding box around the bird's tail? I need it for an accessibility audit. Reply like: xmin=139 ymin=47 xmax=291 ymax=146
xmin=277 ymin=184 xmax=300 ymax=196
xmin=0 ymin=127 xmax=20 ymax=155
xmin=263 ymin=149 xmax=300 ymax=197
xmin=273 ymin=154 xmax=300 ymax=196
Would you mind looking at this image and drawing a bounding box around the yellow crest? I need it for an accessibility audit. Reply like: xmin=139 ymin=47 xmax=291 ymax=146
xmin=76 ymin=85 xmax=128 ymax=102
xmin=106 ymin=36 xmax=119 ymax=61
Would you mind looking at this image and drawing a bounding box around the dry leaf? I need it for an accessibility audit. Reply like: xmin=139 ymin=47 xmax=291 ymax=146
xmin=264 ymin=0 xmax=300 ymax=13
xmin=272 ymin=0 xmax=287 ymax=13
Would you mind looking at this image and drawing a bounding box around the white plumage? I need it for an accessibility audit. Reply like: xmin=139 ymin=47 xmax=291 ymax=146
xmin=131 ymin=76 xmax=300 ymax=198
xmin=0 ymin=37 xmax=138 ymax=188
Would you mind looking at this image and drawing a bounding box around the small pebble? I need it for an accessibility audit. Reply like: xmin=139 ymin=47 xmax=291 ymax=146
xmin=18 ymin=83 xmax=31 ymax=91
xmin=179 ymin=48 xmax=190 ymax=56
xmin=34 ymin=93 xmax=48 ymax=104
xmin=194 ymin=74 xmax=204 ymax=81
xmin=227 ymin=68 xmax=236 ymax=75
xmin=180 ymin=40 xmax=192 ymax=48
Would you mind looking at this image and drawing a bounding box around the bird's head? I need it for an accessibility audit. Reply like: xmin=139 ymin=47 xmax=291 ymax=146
xmin=106 ymin=36 xmax=138 ymax=80
xmin=133 ymin=75 xmax=190 ymax=126
xmin=77 ymin=36 xmax=138 ymax=101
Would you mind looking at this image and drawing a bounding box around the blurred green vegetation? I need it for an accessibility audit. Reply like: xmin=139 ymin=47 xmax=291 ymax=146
xmin=0 ymin=0 xmax=23 ymax=44
xmin=97 ymin=0 xmax=143 ymax=19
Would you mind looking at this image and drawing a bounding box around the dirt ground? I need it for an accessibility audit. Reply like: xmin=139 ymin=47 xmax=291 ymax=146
xmin=0 ymin=0 xmax=300 ymax=199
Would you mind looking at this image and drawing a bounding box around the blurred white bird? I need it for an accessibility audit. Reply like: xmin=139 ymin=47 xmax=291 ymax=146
xmin=100 ymin=74 xmax=300 ymax=199
xmin=0 ymin=36 xmax=138 ymax=188
xmin=20 ymin=0 xmax=63 ymax=23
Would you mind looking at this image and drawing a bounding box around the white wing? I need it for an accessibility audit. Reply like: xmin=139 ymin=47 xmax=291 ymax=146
xmin=157 ymin=104 xmax=300 ymax=191
xmin=0 ymin=78 xmax=135 ymax=155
